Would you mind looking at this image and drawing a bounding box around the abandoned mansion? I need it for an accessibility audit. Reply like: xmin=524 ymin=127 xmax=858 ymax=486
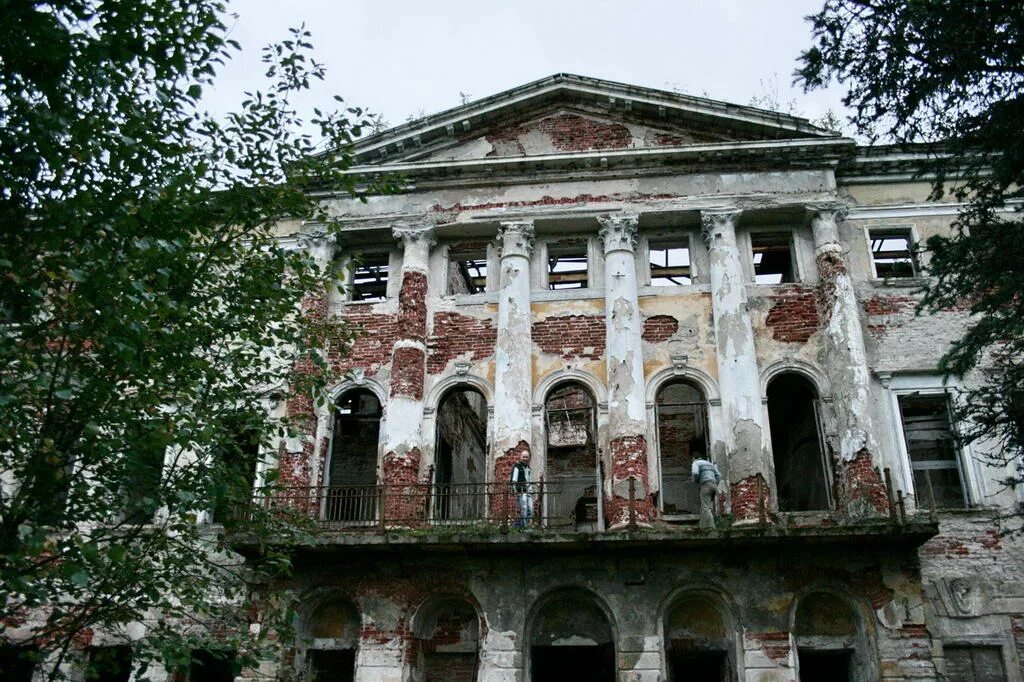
xmin=22 ymin=74 xmax=1024 ymax=681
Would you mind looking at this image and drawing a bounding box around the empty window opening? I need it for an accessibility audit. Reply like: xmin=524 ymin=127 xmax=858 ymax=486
xmin=530 ymin=593 xmax=614 ymax=682
xmin=211 ymin=415 xmax=260 ymax=523
xmin=413 ymin=597 xmax=480 ymax=682
xmin=944 ymin=645 xmax=1007 ymax=682
xmin=448 ymin=245 xmax=488 ymax=294
xmin=794 ymin=592 xmax=871 ymax=682
xmin=0 ymin=646 xmax=36 ymax=682
xmin=187 ymin=650 xmax=236 ymax=682
xmin=870 ymin=229 xmax=918 ymax=278
xmin=547 ymin=244 xmax=588 ymax=290
xmin=664 ymin=595 xmax=734 ymax=682
xmin=545 ymin=383 xmax=600 ymax=530
xmin=325 ymin=389 xmax=382 ymax=523
xmin=898 ymin=394 xmax=968 ymax=509
xmin=351 ymin=252 xmax=389 ymax=301
xmin=650 ymin=241 xmax=692 ymax=286
xmin=85 ymin=646 xmax=132 ymax=682
xmin=121 ymin=421 xmax=169 ymax=523
xmin=656 ymin=381 xmax=708 ymax=515
xmin=304 ymin=599 xmax=359 ymax=682
xmin=751 ymin=232 xmax=795 ymax=284
xmin=433 ymin=388 xmax=488 ymax=523
xmin=767 ymin=374 xmax=832 ymax=512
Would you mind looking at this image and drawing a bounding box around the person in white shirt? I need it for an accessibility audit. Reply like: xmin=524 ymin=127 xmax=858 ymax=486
xmin=509 ymin=450 xmax=532 ymax=529
xmin=691 ymin=453 xmax=721 ymax=530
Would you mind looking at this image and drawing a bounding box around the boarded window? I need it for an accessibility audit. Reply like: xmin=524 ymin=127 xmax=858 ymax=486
xmin=351 ymin=252 xmax=389 ymax=301
xmin=448 ymin=246 xmax=488 ymax=294
xmin=898 ymin=394 xmax=968 ymax=509
xmin=870 ymin=229 xmax=918 ymax=278
xmin=649 ymin=240 xmax=692 ymax=286
xmin=86 ymin=646 xmax=132 ymax=682
xmin=547 ymin=244 xmax=588 ymax=290
xmin=751 ymin=232 xmax=795 ymax=284
xmin=656 ymin=381 xmax=707 ymax=514
xmin=944 ymin=645 xmax=1006 ymax=682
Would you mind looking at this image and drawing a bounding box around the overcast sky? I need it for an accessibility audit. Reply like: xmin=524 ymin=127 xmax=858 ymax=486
xmin=208 ymin=0 xmax=851 ymax=135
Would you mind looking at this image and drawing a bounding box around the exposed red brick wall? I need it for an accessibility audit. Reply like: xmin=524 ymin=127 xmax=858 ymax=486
xmin=398 ymin=270 xmax=428 ymax=343
xmin=533 ymin=315 xmax=606 ymax=360
xmin=430 ymin=192 xmax=675 ymax=216
xmin=642 ymin=314 xmax=679 ymax=343
xmin=765 ymin=286 xmax=820 ymax=343
xmin=730 ymin=473 xmax=770 ymax=523
xmin=329 ymin=309 xmax=400 ymax=375
xmin=382 ymin=447 xmax=425 ymax=524
xmin=839 ymin=449 xmax=890 ymax=516
xmin=490 ymin=441 xmax=530 ymax=521
xmin=427 ymin=312 xmax=497 ymax=374
xmin=863 ymin=295 xmax=918 ymax=316
xmin=747 ymin=631 xmax=790 ymax=665
xmin=919 ymin=528 xmax=1003 ymax=558
xmin=815 ymin=250 xmax=847 ymax=323
xmin=390 ymin=346 xmax=426 ymax=400
xmin=486 ymin=113 xmax=632 ymax=154
xmin=606 ymin=434 xmax=656 ymax=526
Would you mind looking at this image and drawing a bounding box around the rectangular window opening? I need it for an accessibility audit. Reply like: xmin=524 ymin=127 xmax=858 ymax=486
xmin=870 ymin=229 xmax=918 ymax=278
xmin=86 ymin=646 xmax=133 ymax=682
xmin=751 ymin=232 xmax=795 ymax=284
xmin=188 ymin=650 xmax=236 ymax=682
xmin=944 ymin=645 xmax=1006 ymax=682
xmin=898 ymin=394 xmax=968 ymax=509
xmin=449 ymin=248 xmax=488 ymax=294
xmin=649 ymin=241 xmax=692 ymax=286
xmin=351 ymin=252 xmax=389 ymax=302
xmin=547 ymin=246 xmax=588 ymax=290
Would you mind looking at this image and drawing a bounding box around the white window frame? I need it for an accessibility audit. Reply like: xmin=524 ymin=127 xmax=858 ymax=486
xmin=540 ymin=237 xmax=594 ymax=291
xmin=864 ymin=224 xmax=922 ymax=280
xmin=884 ymin=375 xmax=983 ymax=510
xmin=642 ymin=233 xmax=695 ymax=288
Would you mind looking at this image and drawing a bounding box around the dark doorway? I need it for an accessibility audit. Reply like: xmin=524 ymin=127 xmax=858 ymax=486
xmin=798 ymin=649 xmax=852 ymax=682
xmin=433 ymin=388 xmax=487 ymax=522
xmin=308 ymin=649 xmax=356 ymax=682
xmin=656 ymin=380 xmax=708 ymax=514
xmin=326 ymin=389 xmax=382 ymax=522
xmin=423 ymin=651 xmax=477 ymax=682
xmin=767 ymin=374 xmax=831 ymax=511
xmin=531 ymin=644 xmax=614 ymax=682
xmin=668 ymin=650 xmax=727 ymax=682
xmin=413 ymin=596 xmax=480 ymax=682
xmin=544 ymin=382 xmax=600 ymax=530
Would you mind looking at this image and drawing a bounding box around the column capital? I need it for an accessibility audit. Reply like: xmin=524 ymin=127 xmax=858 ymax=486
xmin=296 ymin=226 xmax=339 ymax=263
xmin=497 ymin=220 xmax=535 ymax=259
xmin=806 ymin=203 xmax=849 ymax=252
xmin=700 ymin=207 xmax=742 ymax=242
xmin=805 ymin=202 xmax=849 ymax=224
xmin=597 ymin=214 xmax=640 ymax=254
xmin=392 ymin=223 xmax=437 ymax=248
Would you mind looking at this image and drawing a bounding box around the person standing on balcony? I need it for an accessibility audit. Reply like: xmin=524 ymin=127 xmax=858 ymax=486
xmin=510 ymin=451 xmax=532 ymax=529
xmin=691 ymin=452 xmax=721 ymax=530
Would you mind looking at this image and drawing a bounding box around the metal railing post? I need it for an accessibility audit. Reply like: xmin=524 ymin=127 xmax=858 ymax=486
xmin=378 ymin=484 xmax=386 ymax=532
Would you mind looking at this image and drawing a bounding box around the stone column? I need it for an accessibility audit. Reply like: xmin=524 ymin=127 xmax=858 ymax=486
xmin=808 ymin=203 xmax=887 ymax=517
xmin=701 ymin=208 xmax=772 ymax=523
xmin=598 ymin=214 xmax=655 ymax=527
xmin=491 ymin=221 xmax=535 ymax=517
xmin=382 ymin=224 xmax=434 ymax=521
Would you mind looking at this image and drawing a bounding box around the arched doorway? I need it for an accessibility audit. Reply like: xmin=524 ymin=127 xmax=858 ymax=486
xmin=655 ymin=380 xmax=709 ymax=515
xmin=794 ymin=592 xmax=874 ymax=681
xmin=325 ymin=389 xmax=381 ymax=522
xmin=767 ymin=374 xmax=831 ymax=512
xmin=302 ymin=598 xmax=360 ymax=682
xmin=432 ymin=388 xmax=487 ymax=523
xmin=412 ymin=596 xmax=480 ymax=682
xmin=530 ymin=591 xmax=615 ymax=682
xmin=544 ymin=382 xmax=600 ymax=531
xmin=663 ymin=593 xmax=735 ymax=682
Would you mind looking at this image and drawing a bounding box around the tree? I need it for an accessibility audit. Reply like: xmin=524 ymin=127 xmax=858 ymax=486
xmin=0 ymin=1 xmax=376 ymax=677
xmin=797 ymin=1 xmax=1024 ymax=498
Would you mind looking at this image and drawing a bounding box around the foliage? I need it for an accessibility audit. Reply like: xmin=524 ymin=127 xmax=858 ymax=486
xmin=797 ymin=1 xmax=1024 ymax=491
xmin=0 ymin=0 xmax=375 ymax=677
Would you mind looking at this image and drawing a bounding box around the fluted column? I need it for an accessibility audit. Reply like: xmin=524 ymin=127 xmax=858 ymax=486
xmin=598 ymin=214 xmax=655 ymax=527
xmin=381 ymin=224 xmax=434 ymax=519
xmin=491 ymin=221 xmax=535 ymax=492
xmin=808 ymin=203 xmax=887 ymax=517
xmin=702 ymin=208 xmax=772 ymax=523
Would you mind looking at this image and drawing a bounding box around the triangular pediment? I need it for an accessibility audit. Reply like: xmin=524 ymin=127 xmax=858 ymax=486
xmin=349 ymin=74 xmax=837 ymax=166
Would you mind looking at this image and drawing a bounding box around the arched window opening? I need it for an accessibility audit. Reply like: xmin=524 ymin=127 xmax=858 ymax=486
xmin=794 ymin=592 xmax=871 ymax=682
xmin=530 ymin=592 xmax=614 ymax=682
xmin=326 ymin=389 xmax=381 ymax=522
xmin=412 ymin=597 xmax=480 ymax=682
xmin=663 ymin=595 xmax=734 ymax=682
xmin=433 ymin=388 xmax=488 ymax=522
xmin=767 ymin=374 xmax=831 ymax=512
xmin=656 ymin=380 xmax=708 ymax=515
xmin=544 ymin=382 xmax=600 ymax=531
xmin=303 ymin=599 xmax=360 ymax=682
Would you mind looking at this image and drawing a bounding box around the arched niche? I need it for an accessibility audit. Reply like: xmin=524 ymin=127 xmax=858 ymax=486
xmin=793 ymin=591 xmax=876 ymax=682
xmin=662 ymin=592 xmax=737 ymax=682
xmin=411 ymin=595 xmax=481 ymax=682
xmin=301 ymin=597 xmax=360 ymax=682
xmin=543 ymin=382 xmax=600 ymax=531
xmin=431 ymin=387 xmax=488 ymax=523
xmin=324 ymin=388 xmax=382 ymax=523
xmin=767 ymin=373 xmax=832 ymax=512
xmin=529 ymin=589 xmax=616 ymax=682
xmin=655 ymin=379 xmax=709 ymax=515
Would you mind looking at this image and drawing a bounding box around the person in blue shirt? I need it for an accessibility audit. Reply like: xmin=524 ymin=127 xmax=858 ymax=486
xmin=691 ymin=452 xmax=721 ymax=530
